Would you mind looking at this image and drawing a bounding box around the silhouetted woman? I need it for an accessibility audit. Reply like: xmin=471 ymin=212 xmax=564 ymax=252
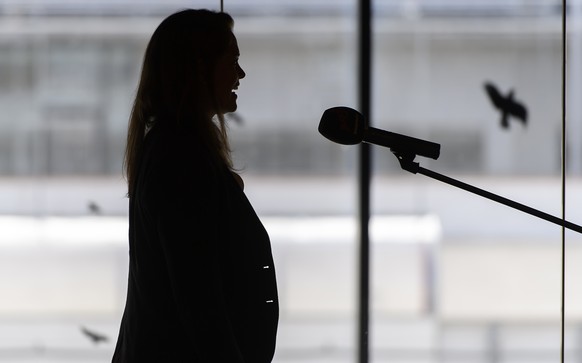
xmin=112 ymin=9 xmax=278 ymax=362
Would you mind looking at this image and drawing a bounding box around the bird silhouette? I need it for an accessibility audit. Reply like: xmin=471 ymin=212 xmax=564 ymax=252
xmin=87 ymin=201 xmax=101 ymax=215
xmin=483 ymin=81 xmax=528 ymax=129
xmin=80 ymin=326 xmax=109 ymax=344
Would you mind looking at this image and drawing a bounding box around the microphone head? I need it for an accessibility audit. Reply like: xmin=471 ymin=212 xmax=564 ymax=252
xmin=318 ymin=107 xmax=366 ymax=145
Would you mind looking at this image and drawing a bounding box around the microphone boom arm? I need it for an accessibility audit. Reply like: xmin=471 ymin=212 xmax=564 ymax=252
xmin=395 ymin=152 xmax=582 ymax=234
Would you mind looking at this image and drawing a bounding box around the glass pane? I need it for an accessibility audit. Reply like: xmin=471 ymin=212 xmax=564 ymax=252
xmin=371 ymin=1 xmax=582 ymax=363
xmin=0 ymin=1 xmax=358 ymax=362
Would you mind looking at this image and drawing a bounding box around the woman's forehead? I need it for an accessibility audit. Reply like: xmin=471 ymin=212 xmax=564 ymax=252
xmin=226 ymin=32 xmax=240 ymax=55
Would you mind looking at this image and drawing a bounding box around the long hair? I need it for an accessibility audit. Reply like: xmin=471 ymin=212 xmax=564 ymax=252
xmin=124 ymin=9 xmax=235 ymax=197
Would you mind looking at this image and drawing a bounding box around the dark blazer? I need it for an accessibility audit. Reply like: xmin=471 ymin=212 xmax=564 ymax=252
xmin=112 ymin=122 xmax=279 ymax=362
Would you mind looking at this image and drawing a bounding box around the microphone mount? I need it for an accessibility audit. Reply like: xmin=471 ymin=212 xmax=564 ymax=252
xmin=393 ymin=150 xmax=420 ymax=174
xmin=398 ymin=153 xmax=582 ymax=234
xmin=393 ymin=143 xmax=582 ymax=234
xmin=319 ymin=106 xmax=582 ymax=234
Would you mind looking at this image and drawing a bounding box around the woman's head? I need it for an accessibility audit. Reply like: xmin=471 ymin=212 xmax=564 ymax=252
xmin=141 ymin=9 xmax=243 ymax=120
xmin=125 ymin=9 xmax=243 ymax=196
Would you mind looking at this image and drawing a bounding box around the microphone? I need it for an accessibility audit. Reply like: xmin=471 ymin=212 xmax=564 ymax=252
xmin=318 ymin=106 xmax=440 ymax=160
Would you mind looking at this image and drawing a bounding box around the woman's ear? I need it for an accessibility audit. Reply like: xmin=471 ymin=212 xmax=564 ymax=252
xmin=193 ymin=58 xmax=212 ymax=91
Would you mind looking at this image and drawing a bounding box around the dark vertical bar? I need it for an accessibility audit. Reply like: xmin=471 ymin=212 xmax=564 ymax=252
xmin=560 ymin=0 xmax=567 ymax=362
xmin=357 ymin=0 xmax=372 ymax=363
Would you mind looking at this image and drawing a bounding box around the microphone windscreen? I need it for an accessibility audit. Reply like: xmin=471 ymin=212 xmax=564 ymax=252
xmin=318 ymin=107 xmax=365 ymax=145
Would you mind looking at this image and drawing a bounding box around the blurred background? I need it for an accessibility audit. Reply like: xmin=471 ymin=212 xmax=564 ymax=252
xmin=0 ymin=0 xmax=582 ymax=362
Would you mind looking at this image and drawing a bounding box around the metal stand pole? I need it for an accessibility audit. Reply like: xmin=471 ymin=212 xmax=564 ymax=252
xmin=357 ymin=0 xmax=372 ymax=362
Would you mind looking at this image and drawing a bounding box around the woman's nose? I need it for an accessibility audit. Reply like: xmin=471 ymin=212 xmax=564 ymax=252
xmin=238 ymin=64 xmax=246 ymax=79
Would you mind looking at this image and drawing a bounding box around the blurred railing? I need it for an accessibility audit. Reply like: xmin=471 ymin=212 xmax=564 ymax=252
xmin=0 ymin=321 xmax=580 ymax=363
xmin=0 ymin=0 xmax=565 ymax=18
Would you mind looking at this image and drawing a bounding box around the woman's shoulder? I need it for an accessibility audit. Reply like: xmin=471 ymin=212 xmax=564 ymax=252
xmin=145 ymin=123 xmax=213 ymax=165
xmin=147 ymin=131 xmax=230 ymax=189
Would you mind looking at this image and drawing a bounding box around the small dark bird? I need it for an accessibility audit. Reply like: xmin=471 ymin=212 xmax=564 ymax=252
xmin=87 ymin=201 xmax=101 ymax=215
xmin=80 ymin=326 xmax=109 ymax=344
xmin=484 ymin=81 xmax=528 ymax=129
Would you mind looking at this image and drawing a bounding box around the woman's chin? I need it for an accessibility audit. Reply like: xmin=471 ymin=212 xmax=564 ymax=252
xmin=223 ymin=102 xmax=238 ymax=114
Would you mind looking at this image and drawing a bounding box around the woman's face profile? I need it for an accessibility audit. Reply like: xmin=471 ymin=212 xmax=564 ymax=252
xmin=212 ymin=32 xmax=246 ymax=115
